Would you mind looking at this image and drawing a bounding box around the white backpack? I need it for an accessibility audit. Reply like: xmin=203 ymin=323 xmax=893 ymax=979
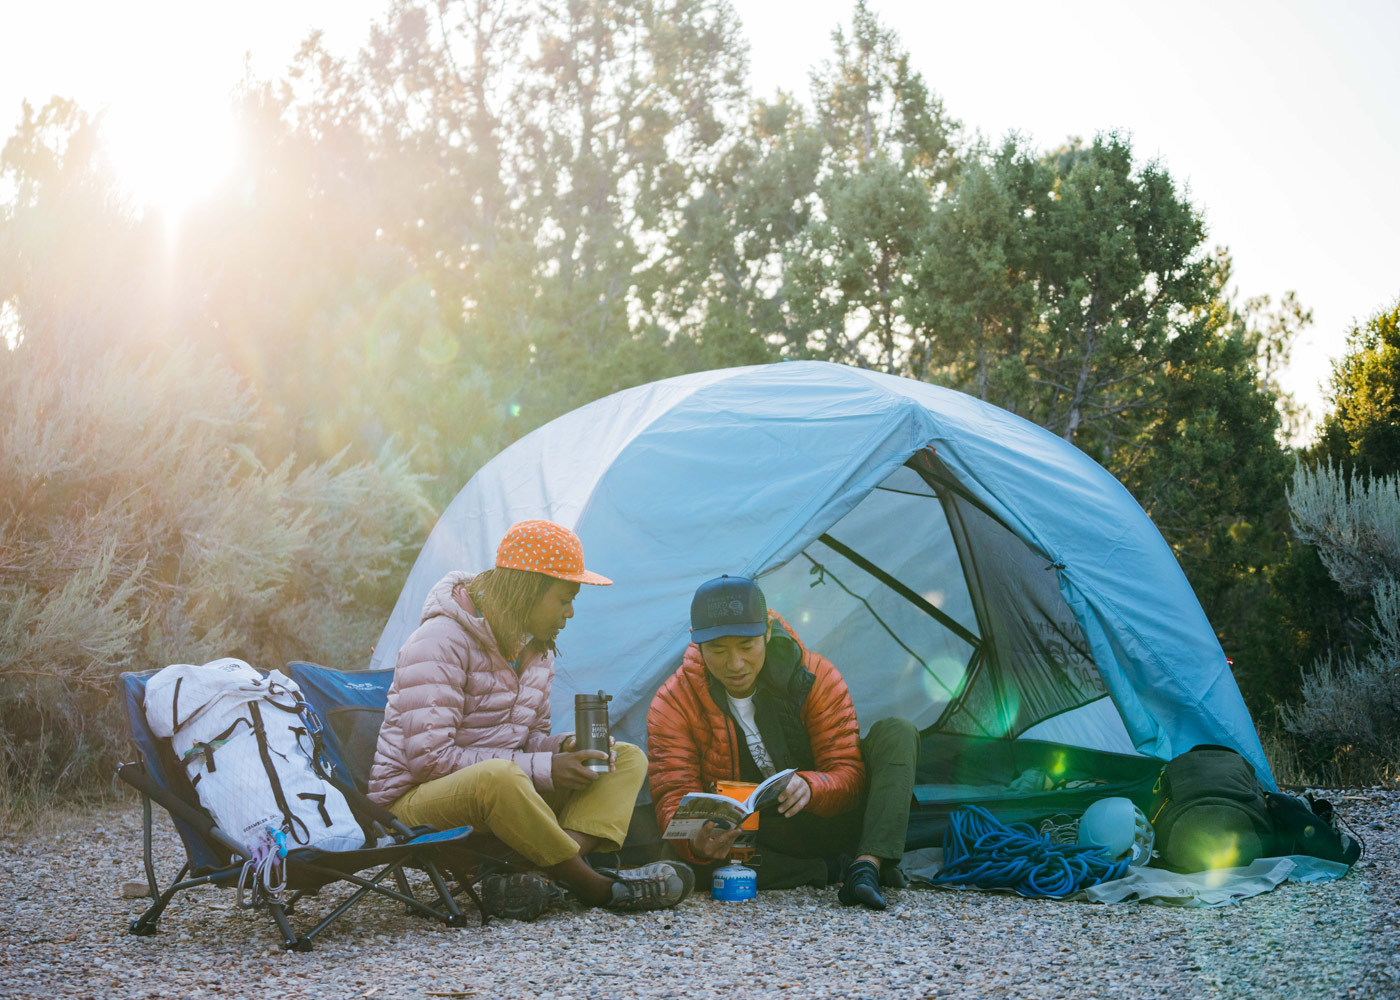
xmin=144 ymin=658 xmax=367 ymax=858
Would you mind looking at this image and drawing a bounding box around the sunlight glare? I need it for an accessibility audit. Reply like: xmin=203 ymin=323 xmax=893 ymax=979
xmin=104 ymin=99 xmax=234 ymax=221
xmin=1 ymin=299 xmax=21 ymax=350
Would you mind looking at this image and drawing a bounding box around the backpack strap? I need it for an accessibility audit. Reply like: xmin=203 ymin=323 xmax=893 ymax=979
xmin=248 ymin=701 xmax=311 ymax=845
xmin=179 ymin=717 xmax=251 ymax=774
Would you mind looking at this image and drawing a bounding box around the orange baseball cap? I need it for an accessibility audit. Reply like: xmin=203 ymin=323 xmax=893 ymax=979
xmin=495 ymin=520 xmax=613 ymax=586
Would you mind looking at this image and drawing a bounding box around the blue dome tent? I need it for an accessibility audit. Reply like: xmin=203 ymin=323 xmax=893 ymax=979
xmin=371 ymin=361 xmax=1274 ymax=802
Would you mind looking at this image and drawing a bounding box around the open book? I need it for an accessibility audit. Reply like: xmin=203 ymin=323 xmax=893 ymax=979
xmin=661 ymin=768 xmax=797 ymax=840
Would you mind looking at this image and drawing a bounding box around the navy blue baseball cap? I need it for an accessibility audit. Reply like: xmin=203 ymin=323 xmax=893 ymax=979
xmin=690 ymin=575 xmax=768 ymax=644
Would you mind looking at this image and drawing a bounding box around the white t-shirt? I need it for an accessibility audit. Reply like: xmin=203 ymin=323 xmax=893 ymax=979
xmin=726 ymin=692 xmax=776 ymax=777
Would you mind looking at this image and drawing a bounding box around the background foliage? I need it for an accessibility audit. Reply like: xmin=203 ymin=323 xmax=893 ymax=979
xmin=2 ymin=1 xmax=1396 ymax=816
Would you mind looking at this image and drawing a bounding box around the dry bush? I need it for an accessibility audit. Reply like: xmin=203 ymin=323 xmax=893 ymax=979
xmin=1276 ymin=587 xmax=1400 ymax=786
xmin=1261 ymin=721 xmax=1399 ymax=790
xmin=0 ymin=339 xmax=432 ymax=823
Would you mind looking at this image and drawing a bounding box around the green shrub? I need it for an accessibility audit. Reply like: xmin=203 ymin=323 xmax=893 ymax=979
xmin=0 ymin=338 xmax=432 ymax=825
xmin=1281 ymin=462 xmax=1400 ymax=784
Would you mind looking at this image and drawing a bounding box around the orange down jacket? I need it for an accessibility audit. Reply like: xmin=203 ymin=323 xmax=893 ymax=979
xmin=646 ymin=613 xmax=865 ymax=865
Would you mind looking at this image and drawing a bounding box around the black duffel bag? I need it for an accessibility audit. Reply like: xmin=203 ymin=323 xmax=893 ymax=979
xmin=1265 ymin=790 xmax=1363 ymax=866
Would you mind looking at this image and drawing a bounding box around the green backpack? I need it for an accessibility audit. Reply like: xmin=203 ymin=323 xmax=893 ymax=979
xmin=1149 ymin=745 xmax=1363 ymax=871
xmin=1149 ymin=745 xmax=1276 ymax=872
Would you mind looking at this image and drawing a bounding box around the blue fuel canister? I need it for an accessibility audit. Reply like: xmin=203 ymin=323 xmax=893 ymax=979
xmin=711 ymin=861 xmax=757 ymax=901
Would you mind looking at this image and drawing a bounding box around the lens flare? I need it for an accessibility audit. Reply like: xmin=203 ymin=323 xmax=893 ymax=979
xmin=1 ymin=299 xmax=20 ymax=349
xmin=991 ymin=690 xmax=1020 ymax=738
xmin=1202 ymin=834 xmax=1242 ymax=887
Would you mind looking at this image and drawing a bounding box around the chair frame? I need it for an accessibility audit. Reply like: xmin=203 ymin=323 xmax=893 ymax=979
xmin=284 ymin=661 xmax=532 ymax=885
xmin=117 ymin=669 xmax=486 ymax=951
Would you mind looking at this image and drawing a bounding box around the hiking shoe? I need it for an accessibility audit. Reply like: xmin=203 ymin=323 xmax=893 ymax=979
xmin=601 ymin=861 xmax=695 ymax=912
xmin=837 ymin=859 xmax=887 ymax=911
xmin=479 ymin=872 xmax=561 ymax=922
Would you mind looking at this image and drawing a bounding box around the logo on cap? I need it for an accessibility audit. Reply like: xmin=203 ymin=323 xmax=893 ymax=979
xmin=690 ymin=575 xmax=768 ymax=644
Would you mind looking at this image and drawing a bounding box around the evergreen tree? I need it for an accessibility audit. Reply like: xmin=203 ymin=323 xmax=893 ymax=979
xmin=781 ymin=1 xmax=957 ymax=371
xmin=1313 ymin=298 xmax=1400 ymax=479
xmin=911 ymin=140 xmax=1042 ymax=401
xmin=643 ymin=94 xmax=822 ymax=368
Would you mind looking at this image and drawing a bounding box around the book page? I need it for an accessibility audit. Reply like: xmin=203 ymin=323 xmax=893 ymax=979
xmin=662 ymin=793 xmax=748 ymax=839
xmin=745 ymin=767 xmax=797 ymax=811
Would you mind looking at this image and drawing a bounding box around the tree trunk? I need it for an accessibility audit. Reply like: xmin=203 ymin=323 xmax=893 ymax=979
xmin=1063 ymin=302 xmax=1099 ymax=442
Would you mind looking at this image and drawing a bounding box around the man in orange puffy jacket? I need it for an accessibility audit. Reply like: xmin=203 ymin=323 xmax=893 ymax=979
xmin=647 ymin=575 xmax=919 ymax=910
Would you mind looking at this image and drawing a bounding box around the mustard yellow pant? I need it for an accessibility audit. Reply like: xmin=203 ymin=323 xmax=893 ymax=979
xmin=389 ymin=743 xmax=646 ymax=867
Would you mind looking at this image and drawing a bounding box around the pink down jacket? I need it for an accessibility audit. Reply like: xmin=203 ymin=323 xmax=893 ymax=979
xmin=367 ymin=571 xmax=570 ymax=806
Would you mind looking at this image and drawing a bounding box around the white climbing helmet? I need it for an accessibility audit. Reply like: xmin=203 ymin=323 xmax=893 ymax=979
xmin=1077 ymin=797 xmax=1155 ymax=866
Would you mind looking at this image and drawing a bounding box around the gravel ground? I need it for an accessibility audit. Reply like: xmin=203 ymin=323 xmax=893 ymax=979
xmin=1 ymin=790 xmax=1395 ymax=1000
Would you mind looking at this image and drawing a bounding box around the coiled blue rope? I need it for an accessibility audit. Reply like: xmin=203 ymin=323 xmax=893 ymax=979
xmin=928 ymin=805 xmax=1131 ymax=898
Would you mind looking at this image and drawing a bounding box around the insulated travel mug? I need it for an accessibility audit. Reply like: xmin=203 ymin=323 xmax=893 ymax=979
xmin=574 ymin=691 xmax=612 ymax=772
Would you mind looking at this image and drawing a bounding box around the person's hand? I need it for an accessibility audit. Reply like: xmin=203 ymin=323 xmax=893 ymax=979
xmin=777 ymin=774 xmax=811 ymax=817
xmin=690 ymin=819 xmax=745 ymax=862
xmin=559 ymin=733 xmax=616 ymax=754
xmin=551 ymin=750 xmax=611 ymax=789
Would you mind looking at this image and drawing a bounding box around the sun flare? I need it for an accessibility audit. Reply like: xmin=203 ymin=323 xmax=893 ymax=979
xmin=103 ymin=100 xmax=234 ymax=221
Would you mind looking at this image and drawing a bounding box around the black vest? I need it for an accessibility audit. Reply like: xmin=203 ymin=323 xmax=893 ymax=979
xmin=705 ymin=632 xmax=817 ymax=781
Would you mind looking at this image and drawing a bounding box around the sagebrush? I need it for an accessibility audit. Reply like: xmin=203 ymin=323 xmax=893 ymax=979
xmin=0 ymin=338 xmax=433 ymax=824
xmin=1282 ymin=462 xmax=1400 ymax=783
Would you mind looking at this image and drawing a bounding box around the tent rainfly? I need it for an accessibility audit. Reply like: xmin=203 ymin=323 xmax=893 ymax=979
xmin=371 ymin=361 xmax=1275 ymax=791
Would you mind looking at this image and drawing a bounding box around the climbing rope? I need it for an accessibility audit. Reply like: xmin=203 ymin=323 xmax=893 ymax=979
xmin=928 ymin=805 xmax=1131 ymax=899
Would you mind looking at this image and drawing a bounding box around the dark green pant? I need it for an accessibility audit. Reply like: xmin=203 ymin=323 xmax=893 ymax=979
xmin=675 ymin=717 xmax=920 ymax=890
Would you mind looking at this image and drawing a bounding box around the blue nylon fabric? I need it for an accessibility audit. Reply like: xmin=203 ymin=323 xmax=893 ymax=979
xmin=120 ymin=670 xmax=228 ymax=873
xmin=564 ymin=365 xmax=941 ymax=742
xmin=369 ymin=368 xmax=749 ymax=675
xmin=286 ymin=662 xmax=394 ymax=711
xmin=378 ymin=361 xmax=1272 ymax=788
xmin=405 ymin=827 xmax=477 ymax=845
xmin=285 ymin=662 xmax=394 ymax=780
xmin=853 ymin=369 xmax=1272 ymax=785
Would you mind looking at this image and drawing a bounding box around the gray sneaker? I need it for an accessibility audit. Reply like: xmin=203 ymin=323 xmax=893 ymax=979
xmin=479 ymin=872 xmax=561 ymax=921
xmin=601 ymin=861 xmax=695 ymax=912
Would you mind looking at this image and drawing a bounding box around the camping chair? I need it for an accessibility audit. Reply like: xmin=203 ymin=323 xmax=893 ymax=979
xmin=284 ymin=661 xmax=528 ymax=882
xmin=288 ymin=661 xmax=664 ymax=872
xmin=116 ymin=669 xmax=487 ymax=951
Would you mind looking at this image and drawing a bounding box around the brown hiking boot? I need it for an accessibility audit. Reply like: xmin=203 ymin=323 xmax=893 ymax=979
xmin=478 ymin=872 xmax=561 ymax=922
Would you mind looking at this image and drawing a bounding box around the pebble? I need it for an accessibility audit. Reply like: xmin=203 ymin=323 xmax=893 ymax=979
xmin=0 ymin=792 xmax=1396 ymax=999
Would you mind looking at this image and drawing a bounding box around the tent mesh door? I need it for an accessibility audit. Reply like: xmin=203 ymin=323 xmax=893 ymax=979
xmin=757 ymin=456 xmax=1109 ymax=745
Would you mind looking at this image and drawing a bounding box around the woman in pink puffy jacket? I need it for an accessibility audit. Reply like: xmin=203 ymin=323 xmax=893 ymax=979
xmin=367 ymin=519 xmax=693 ymax=918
